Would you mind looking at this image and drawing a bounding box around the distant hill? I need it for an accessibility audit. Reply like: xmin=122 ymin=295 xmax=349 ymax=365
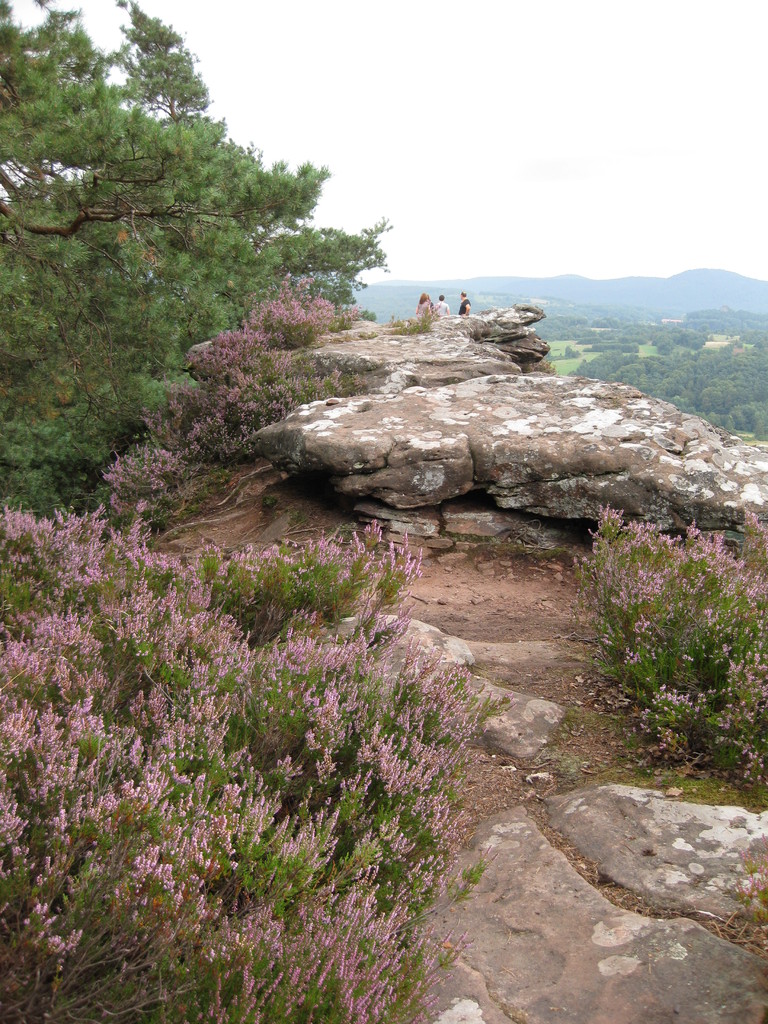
xmin=359 ymin=270 xmax=768 ymax=322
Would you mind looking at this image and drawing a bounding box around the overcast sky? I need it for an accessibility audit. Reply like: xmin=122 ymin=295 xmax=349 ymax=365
xmin=13 ymin=0 xmax=768 ymax=284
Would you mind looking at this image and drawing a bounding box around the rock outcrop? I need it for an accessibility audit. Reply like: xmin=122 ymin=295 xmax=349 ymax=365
xmin=306 ymin=305 xmax=550 ymax=394
xmin=256 ymin=311 xmax=768 ymax=529
xmin=429 ymin=808 xmax=768 ymax=1024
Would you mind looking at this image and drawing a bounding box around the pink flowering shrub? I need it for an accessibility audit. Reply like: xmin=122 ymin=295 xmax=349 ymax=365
xmin=105 ymin=278 xmax=349 ymax=522
xmin=158 ymin=327 xmax=338 ymax=465
xmin=249 ymin=277 xmax=336 ymax=349
xmin=202 ymin=525 xmax=416 ymax=644
xmin=102 ymin=444 xmax=188 ymax=527
xmin=577 ymin=508 xmax=768 ymax=780
xmin=328 ymin=305 xmax=361 ymax=333
xmin=738 ymin=839 xmax=768 ymax=922
xmin=0 ymin=509 xmax=479 ymax=1023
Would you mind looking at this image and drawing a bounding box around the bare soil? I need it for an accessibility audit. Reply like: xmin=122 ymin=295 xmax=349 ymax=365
xmin=159 ymin=462 xmax=768 ymax=960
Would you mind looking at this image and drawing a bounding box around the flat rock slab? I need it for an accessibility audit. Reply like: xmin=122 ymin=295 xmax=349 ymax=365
xmin=547 ymin=784 xmax=768 ymax=919
xmin=467 ymin=638 xmax=590 ymax=686
xmin=405 ymin=618 xmax=476 ymax=667
xmin=472 ymin=677 xmax=565 ymax=759
xmin=255 ymin=374 xmax=768 ymax=529
xmin=309 ymin=326 xmax=521 ymax=394
xmin=401 ymin=622 xmax=565 ymax=759
xmin=429 ymin=808 xmax=768 ymax=1024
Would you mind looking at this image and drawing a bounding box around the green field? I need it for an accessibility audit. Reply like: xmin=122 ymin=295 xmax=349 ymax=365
xmin=546 ymin=341 xmax=602 ymax=375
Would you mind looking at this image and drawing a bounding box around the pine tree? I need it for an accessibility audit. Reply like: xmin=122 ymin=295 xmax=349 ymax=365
xmin=0 ymin=0 xmax=387 ymax=510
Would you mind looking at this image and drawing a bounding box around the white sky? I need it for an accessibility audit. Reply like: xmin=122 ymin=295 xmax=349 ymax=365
xmin=13 ymin=0 xmax=768 ymax=284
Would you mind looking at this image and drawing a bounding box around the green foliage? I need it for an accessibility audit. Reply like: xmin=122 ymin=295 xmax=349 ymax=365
xmin=685 ymin=308 xmax=768 ymax=336
xmin=104 ymin=280 xmax=348 ymax=527
xmin=578 ymin=510 xmax=768 ymax=780
xmin=328 ymin=306 xmax=362 ymax=332
xmin=387 ymin=310 xmax=438 ymax=335
xmin=0 ymin=1 xmax=387 ymax=513
xmin=739 ymin=840 xmax=768 ymax=922
xmin=200 ymin=527 xmax=410 ymax=645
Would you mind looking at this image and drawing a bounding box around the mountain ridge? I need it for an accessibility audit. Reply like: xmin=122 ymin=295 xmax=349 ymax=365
xmin=361 ymin=268 xmax=768 ymax=319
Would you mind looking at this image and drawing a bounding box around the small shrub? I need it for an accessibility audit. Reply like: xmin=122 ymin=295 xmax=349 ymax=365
xmin=249 ymin=277 xmax=336 ymax=350
xmin=201 ymin=522 xmax=419 ymax=644
xmin=532 ymin=359 xmax=557 ymax=375
xmin=103 ymin=278 xmax=348 ymax=520
xmin=103 ymin=444 xmax=188 ymax=528
xmin=388 ymin=310 xmax=438 ymax=335
xmin=738 ymin=839 xmax=768 ymax=922
xmin=159 ymin=331 xmax=338 ymax=465
xmin=328 ymin=306 xmax=360 ymax=332
xmin=577 ymin=508 xmax=768 ymax=780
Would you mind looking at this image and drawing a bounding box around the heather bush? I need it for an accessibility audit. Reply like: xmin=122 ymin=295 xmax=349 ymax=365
xmin=577 ymin=508 xmax=768 ymax=780
xmin=160 ymin=328 xmax=338 ymax=465
xmin=106 ymin=278 xmax=347 ymax=522
xmin=738 ymin=839 xmax=768 ymax=922
xmin=328 ymin=305 xmax=361 ymax=333
xmin=102 ymin=444 xmax=188 ymax=529
xmin=201 ymin=524 xmax=417 ymax=644
xmin=388 ymin=310 xmax=438 ymax=335
xmin=0 ymin=508 xmax=479 ymax=1023
xmin=248 ymin=276 xmax=336 ymax=349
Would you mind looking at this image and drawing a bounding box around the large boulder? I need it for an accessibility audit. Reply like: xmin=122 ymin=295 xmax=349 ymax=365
xmin=255 ymin=372 xmax=768 ymax=530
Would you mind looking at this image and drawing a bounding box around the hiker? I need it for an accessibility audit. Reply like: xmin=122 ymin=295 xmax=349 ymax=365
xmin=434 ymin=294 xmax=450 ymax=316
xmin=416 ymin=292 xmax=432 ymax=315
xmin=458 ymin=291 xmax=471 ymax=317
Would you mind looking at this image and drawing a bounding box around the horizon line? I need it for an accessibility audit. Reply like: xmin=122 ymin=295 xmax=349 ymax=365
xmin=362 ymin=268 xmax=764 ymax=287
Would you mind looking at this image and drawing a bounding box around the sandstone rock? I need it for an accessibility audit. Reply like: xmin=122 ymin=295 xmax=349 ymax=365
xmin=353 ymin=500 xmax=443 ymax=538
xmin=433 ymin=305 xmax=549 ymax=371
xmin=471 ymin=676 xmax=564 ymax=759
xmin=440 ymin=502 xmax=543 ymax=539
xmin=429 ymin=808 xmax=768 ymax=1024
xmin=256 ymin=373 xmax=768 ymax=529
xmin=547 ymin=784 xmax=768 ymax=919
xmin=355 ymin=496 xmax=587 ymax=549
xmin=404 ymin=619 xmax=476 ymax=668
xmin=307 ymin=305 xmax=548 ymax=395
xmin=466 ymin=637 xmax=589 ymax=686
xmin=386 ymin=618 xmax=564 ymax=758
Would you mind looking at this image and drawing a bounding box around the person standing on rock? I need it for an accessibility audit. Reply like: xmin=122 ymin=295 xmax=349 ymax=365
xmin=416 ymin=292 xmax=432 ymax=315
xmin=435 ymin=294 xmax=450 ymax=316
xmin=459 ymin=291 xmax=471 ymax=317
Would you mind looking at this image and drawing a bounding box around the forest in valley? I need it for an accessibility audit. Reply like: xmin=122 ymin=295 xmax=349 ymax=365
xmin=539 ymin=308 xmax=768 ymax=440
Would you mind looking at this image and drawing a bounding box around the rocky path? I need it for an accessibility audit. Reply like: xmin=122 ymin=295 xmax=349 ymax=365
xmin=407 ymin=548 xmax=768 ymax=1024
xmin=162 ymin=468 xmax=768 ymax=1024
